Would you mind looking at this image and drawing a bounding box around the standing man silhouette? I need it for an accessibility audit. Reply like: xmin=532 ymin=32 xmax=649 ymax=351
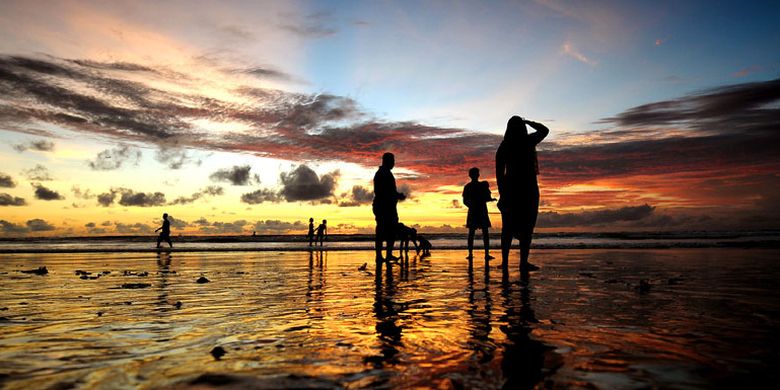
xmin=496 ymin=116 xmax=549 ymax=272
xmin=373 ymin=152 xmax=406 ymax=262
xmin=155 ymin=213 xmax=173 ymax=248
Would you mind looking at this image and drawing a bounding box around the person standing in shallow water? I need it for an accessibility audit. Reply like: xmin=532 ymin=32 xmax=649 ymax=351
xmin=315 ymin=219 xmax=327 ymax=246
xmin=496 ymin=116 xmax=549 ymax=272
xmin=463 ymin=167 xmax=496 ymax=260
xmin=307 ymin=217 xmax=315 ymax=246
xmin=155 ymin=213 xmax=173 ymax=248
xmin=373 ymin=152 xmax=406 ymax=262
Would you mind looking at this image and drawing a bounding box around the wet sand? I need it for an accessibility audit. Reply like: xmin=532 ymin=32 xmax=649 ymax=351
xmin=1 ymin=249 xmax=778 ymax=389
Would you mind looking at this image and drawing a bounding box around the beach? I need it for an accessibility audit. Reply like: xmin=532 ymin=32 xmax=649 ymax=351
xmin=1 ymin=248 xmax=778 ymax=389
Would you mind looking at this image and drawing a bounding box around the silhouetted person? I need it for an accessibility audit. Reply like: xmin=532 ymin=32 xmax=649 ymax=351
xmin=307 ymin=217 xmax=315 ymax=246
xmin=418 ymin=235 xmax=432 ymax=257
xmin=396 ymin=223 xmax=419 ymax=256
xmin=155 ymin=213 xmax=172 ymax=248
xmin=463 ymin=167 xmax=496 ymax=260
xmin=315 ymin=219 xmax=327 ymax=246
xmin=496 ymin=116 xmax=549 ymax=272
xmin=373 ymin=152 xmax=406 ymax=262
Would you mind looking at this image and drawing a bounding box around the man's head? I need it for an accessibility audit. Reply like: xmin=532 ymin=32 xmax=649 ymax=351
xmin=163 ymin=213 xmax=168 ymax=220
xmin=381 ymin=152 xmax=395 ymax=169
xmin=468 ymin=167 xmax=480 ymax=180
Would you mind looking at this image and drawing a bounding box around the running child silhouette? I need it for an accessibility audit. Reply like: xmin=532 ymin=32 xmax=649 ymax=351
xmin=462 ymin=167 xmax=495 ymax=260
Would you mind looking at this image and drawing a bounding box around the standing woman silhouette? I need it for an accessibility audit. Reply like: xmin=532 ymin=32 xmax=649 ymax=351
xmin=496 ymin=116 xmax=549 ymax=272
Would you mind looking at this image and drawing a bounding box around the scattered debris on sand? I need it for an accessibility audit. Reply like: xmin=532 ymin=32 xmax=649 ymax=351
xmin=357 ymin=263 xmax=367 ymax=271
xmin=21 ymin=266 xmax=48 ymax=275
xmin=196 ymin=276 xmax=210 ymax=284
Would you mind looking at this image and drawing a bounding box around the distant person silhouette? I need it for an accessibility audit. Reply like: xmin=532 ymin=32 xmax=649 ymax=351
xmin=315 ymin=219 xmax=327 ymax=246
xmin=155 ymin=213 xmax=173 ymax=248
xmin=307 ymin=217 xmax=315 ymax=246
xmin=496 ymin=116 xmax=549 ymax=272
xmin=463 ymin=167 xmax=496 ymax=260
xmin=373 ymin=152 xmax=406 ymax=262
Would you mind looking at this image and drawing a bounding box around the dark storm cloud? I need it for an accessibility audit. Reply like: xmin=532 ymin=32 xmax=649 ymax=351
xmin=0 ymin=173 xmax=15 ymax=187
xmin=240 ymin=188 xmax=281 ymax=204
xmin=12 ymin=139 xmax=55 ymax=152
xmin=169 ymin=186 xmax=224 ymax=205
xmin=22 ymin=164 xmax=53 ymax=181
xmin=88 ymin=145 xmax=142 ymax=170
xmin=210 ymin=165 xmax=259 ymax=186
xmin=0 ymin=193 xmax=26 ymax=206
xmin=279 ymin=165 xmax=338 ymax=202
xmin=26 ymin=218 xmax=55 ymax=231
xmin=537 ymin=204 xmax=655 ymax=227
xmin=33 ymin=184 xmax=64 ymax=200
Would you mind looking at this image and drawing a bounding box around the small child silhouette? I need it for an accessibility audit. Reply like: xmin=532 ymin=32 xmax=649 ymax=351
xmin=315 ymin=219 xmax=327 ymax=246
xmin=307 ymin=218 xmax=315 ymax=246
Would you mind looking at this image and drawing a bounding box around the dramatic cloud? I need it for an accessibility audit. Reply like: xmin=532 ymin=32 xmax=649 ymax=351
xmin=13 ymin=139 xmax=54 ymax=152
xmin=279 ymin=165 xmax=339 ymax=202
xmin=0 ymin=193 xmax=26 ymax=206
xmin=33 ymin=184 xmax=65 ymax=200
xmin=210 ymin=165 xmax=259 ymax=186
xmin=169 ymin=186 xmax=224 ymax=205
xmin=0 ymin=173 xmax=15 ymax=187
xmin=339 ymin=185 xmax=373 ymax=207
xmin=240 ymin=188 xmax=281 ymax=204
xmin=96 ymin=188 xmax=166 ymax=207
xmin=26 ymin=218 xmax=55 ymax=231
xmin=23 ymin=164 xmax=53 ymax=181
xmin=88 ymin=145 xmax=142 ymax=170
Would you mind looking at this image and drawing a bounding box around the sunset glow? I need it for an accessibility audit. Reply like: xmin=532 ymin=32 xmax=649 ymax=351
xmin=1 ymin=0 xmax=778 ymax=236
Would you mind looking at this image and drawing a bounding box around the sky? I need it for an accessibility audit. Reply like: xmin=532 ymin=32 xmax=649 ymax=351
xmin=0 ymin=0 xmax=779 ymax=236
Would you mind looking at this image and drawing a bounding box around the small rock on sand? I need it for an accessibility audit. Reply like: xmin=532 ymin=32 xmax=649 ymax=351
xmin=196 ymin=276 xmax=210 ymax=284
xmin=174 ymin=301 xmax=182 ymax=309
xmin=357 ymin=263 xmax=367 ymax=271
xmin=121 ymin=283 xmax=151 ymax=289
xmin=210 ymin=346 xmax=227 ymax=360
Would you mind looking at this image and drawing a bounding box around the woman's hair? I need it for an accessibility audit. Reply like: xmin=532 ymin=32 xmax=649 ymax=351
xmin=503 ymin=115 xmax=528 ymax=144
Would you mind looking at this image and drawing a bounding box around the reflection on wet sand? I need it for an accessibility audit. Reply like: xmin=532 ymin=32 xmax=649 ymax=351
xmin=1 ymin=249 xmax=778 ymax=388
